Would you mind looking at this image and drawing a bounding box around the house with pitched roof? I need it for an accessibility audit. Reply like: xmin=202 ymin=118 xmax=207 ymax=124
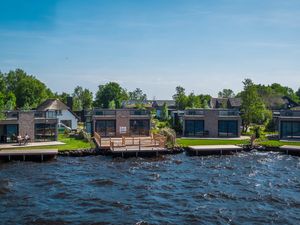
xmin=37 ymin=99 xmax=79 ymax=130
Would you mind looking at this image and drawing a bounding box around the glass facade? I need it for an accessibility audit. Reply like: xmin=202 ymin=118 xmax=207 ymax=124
xmin=281 ymin=121 xmax=300 ymax=139
xmin=184 ymin=120 xmax=205 ymax=137
xmin=35 ymin=123 xmax=57 ymax=141
xmin=95 ymin=120 xmax=116 ymax=137
xmin=0 ymin=124 xmax=19 ymax=143
xmin=130 ymin=119 xmax=150 ymax=136
xmin=218 ymin=120 xmax=238 ymax=137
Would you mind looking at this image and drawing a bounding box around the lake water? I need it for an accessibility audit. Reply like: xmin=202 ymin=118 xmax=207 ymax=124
xmin=1 ymin=151 xmax=300 ymax=225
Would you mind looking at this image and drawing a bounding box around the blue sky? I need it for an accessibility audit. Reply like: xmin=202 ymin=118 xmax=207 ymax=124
xmin=1 ymin=0 xmax=300 ymax=99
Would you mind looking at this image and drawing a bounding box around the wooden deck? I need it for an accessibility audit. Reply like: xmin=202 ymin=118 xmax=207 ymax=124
xmin=280 ymin=145 xmax=300 ymax=156
xmin=187 ymin=145 xmax=243 ymax=156
xmin=93 ymin=132 xmax=168 ymax=157
xmin=0 ymin=149 xmax=58 ymax=162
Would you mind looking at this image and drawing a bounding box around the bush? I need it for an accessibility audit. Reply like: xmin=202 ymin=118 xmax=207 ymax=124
xmin=159 ymin=127 xmax=176 ymax=148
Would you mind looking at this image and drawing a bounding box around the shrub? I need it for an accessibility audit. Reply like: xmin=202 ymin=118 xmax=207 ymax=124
xmin=159 ymin=127 xmax=176 ymax=148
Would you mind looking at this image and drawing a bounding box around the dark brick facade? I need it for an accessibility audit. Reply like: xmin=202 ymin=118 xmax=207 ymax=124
xmin=93 ymin=109 xmax=151 ymax=137
xmin=183 ymin=109 xmax=242 ymax=138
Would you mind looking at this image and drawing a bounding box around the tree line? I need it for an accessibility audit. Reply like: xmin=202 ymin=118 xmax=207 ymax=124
xmin=1 ymin=69 xmax=300 ymax=120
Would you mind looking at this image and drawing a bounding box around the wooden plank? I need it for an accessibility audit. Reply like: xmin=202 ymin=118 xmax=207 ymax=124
xmin=0 ymin=149 xmax=58 ymax=156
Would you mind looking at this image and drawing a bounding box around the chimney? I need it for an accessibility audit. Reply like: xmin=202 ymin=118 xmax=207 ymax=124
xmin=67 ymin=96 xmax=73 ymax=111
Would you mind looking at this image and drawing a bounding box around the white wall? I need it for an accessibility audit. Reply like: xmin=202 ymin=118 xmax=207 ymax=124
xmin=57 ymin=110 xmax=78 ymax=130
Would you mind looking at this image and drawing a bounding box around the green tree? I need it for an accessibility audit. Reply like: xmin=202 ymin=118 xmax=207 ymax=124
xmin=4 ymin=92 xmax=16 ymax=110
xmin=108 ymin=100 xmax=116 ymax=109
xmin=173 ymin=86 xmax=188 ymax=110
xmin=296 ymin=88 xmax=300 ymax=99
xmin=161 ymin=102 xmax=169 ymax=121
xmin=55 ymin=92 xmax=70 ymax=105
xmin=3 ymin=69 xmax=53 ymax=108
xmin=218 ymin=89 xmax=235 ymax=98
xmin=128 ymin=88 xmax=147 ymax=101
xmin=240 ymin=79 xmax=272 ymax=132
xmin=94 ymin=82 xmax=128 ymax=108
xmin=186 ymin=92 xmax=201 ymax=108
xmin=72 ymin=86 xmax=93 ymax=111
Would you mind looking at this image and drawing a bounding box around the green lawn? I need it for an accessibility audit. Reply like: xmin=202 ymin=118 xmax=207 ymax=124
xmin=3 ymin=134 xmax=94 ymax=151
xmin=176 ymin=138 xmax=249 ymax=147
xmin=258 ymin=140 xmax=300 ymax=148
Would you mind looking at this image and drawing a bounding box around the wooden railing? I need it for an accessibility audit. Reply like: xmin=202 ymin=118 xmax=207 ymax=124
xmin=94 ymin=132 xmax=167 ymax=151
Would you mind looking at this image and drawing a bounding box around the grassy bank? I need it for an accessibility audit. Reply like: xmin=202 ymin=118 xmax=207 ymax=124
xmin=2 ymin=134 xmax=94 ymax=151
xmin=176 ymin=138 xmax=249 ymax=147
xmin=258 ymin=140 xmax=300 ymax=148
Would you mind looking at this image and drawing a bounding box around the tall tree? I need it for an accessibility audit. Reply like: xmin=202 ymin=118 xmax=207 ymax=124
xmin=128 ymin=88 xmax=147 ymax=101
xmin=4 ymin=92 xmax=16 ymax=110
xmin=94 ymin=82 xmax=128 ymax=108
xmin=2 ymin=69 xmax=53 ymax=108
xmin=218 ymin=89 xmax=235 ymax=98
xmin=161 ymin=102 xmax=169 ymax=121
xmin=173 ymin=86 xmax=187 ymax=110
xmin=186 ymin=92 xmax=201 ymax=108
xmin=72 ymin=86 xmax=93 ymax=111
xmin=55 ymin=92 xmax=70 ymax=105
xmin=296 ymin=88 xmax=300 ymax=99
xmin=240 ymin=79 xmax=271 ymax=132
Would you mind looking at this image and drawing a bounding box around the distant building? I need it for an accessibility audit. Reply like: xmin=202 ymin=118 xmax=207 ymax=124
xmin=183 ymin=109 xmax=242 ymax=138
xmin=209 ymin=98 xmax=242 ymax=109
xmin=152 ymin=100 xmax=176 ymax=118
xmin=0 ymin=111 xmax=58 ymax=143
xmin=278 ymin=110 xmax=300 ymax=140
xmin=92 ymin=109 xmax=151 ymax=137
xmin=37 ymin=99 xmax=79 ymax=130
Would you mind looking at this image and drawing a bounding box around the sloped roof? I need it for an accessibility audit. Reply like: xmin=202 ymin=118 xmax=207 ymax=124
xmin=121 ymin=100 xmax=152 ymax=108
xmin=210 ymin=98 xmax=228 ymax=108
xmin=37 ymin=99 xmax=69 ymax=111
xmin=152 ymin=100 xmax=176 ymax=107
xmin=228 ymin=98 xmax=242 ymax=107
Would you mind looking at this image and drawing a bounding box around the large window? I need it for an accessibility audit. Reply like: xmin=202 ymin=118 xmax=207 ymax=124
xmin=218 ymin=120 xmax=238 ymax=137
xmin=95 ymin=120 xmax=116 ymax=137
xmin=35 ymin=123 xmax=57 ymax=141
xmin=281 ymin=121 xmax=300 ymax=139
xmin=184 ymin=120 xmax=204 ymax=137
xmin=61 ymin=120 xmax=72 ymax=128
xmin=130 ymin=120 xmax=150 ymax=136
xmin=0 ymin=124 xmax=18 ymax=143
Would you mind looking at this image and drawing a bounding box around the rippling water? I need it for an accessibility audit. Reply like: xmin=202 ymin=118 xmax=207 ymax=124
xmin=1 ymin=151 xmax=300 ymax=225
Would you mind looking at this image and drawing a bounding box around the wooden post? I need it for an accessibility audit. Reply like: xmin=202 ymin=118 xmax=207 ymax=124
xmin=139 ymin=139 xmax=141 ymax=151
xmin=122 ymin=136 xmax=125 ymax=146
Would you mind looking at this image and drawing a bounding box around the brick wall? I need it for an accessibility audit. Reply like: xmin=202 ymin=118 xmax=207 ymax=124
xmin=183 ymin=110 xmax=242 ymax=138
xmin=18 ymin=112 xmax=35 ymax=139
xmin=116 ymin=110 xmax=130 ymax=136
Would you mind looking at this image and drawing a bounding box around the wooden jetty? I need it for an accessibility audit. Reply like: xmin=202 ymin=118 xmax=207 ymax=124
xmin=187 ymin=145 xmax=243 ymax=156
xmin=0 ymin=149 xmax=58 ymax=162
xmin=93 ymin=132 xmax=169 ymax=157
xmin=280 ymin=145 xmax=300 ymax=156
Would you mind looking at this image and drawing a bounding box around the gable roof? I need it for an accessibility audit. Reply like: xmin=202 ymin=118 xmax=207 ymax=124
xmin=37 ymin=99 xmax=69 ymax=111
xmin=228 ymin=98 xmax=242 ymax=108
xmin=210 ymin=97 xmax=242 ymax=109
xmin=121 ymin=100 xmax=153 ymax=108
xmin=152 ymin=100 xmax=176 ymax=107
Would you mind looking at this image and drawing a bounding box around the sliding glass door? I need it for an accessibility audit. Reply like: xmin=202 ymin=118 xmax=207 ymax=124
xmin=95 ymin=120 xmax=116 ymax=137
xmin=184 ymin=120 xmax=204 ymax=137
xmin=281 ymin=121 xmax=300 ymax=139
xmin=130 ymin=120 xmax=150 ymax=136
xmin=218 ymin=120 xmax=238 ymax=137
